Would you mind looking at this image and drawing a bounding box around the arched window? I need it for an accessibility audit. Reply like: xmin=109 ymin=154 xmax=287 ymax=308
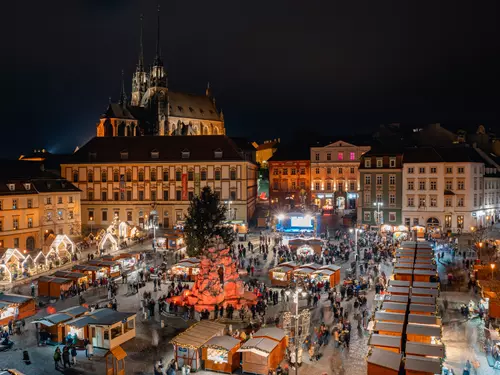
xmin=126 ymin=169 xmax=132 ymax=182
xmin=230 ymin=168 xmax=237 ymax=180
xmin=26 ymin=236 xmax=35 ymax=251
xmin=88 ymin=170 xmax=94 ymax=182
xmin=200 ymin=169 xmax=207 ymax=181
xmin=104 ymin=119 xmax=113 ymax=136
xmin=175 ymin=169 xmax=182 ymax=181
xmin=213 ymin=126 xmax=219 ymax=135
xmin=215 ymin=169 xmax=221 ymax=181
xmin=188 ymin=169 xmax=194 ymax=181
xmin=72 ymin=171 xmax=79 ymax=183
xmin=117 ymin=122 xmax=126 ymax=136
xmin=151 ymin=169 xmax=157 ymax=181
xmin=113 ymin=170 xmax=119 ymax=182
xmin=138 ymin=169 xmax=145 ymax=182
xmin=101 ymin=170 xmax=107 ymax=182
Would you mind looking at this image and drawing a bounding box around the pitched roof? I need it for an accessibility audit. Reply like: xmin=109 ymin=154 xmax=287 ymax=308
xmin=68 ymin=136 xmax=252 ymax=164
xmin=168 ymin=91 xmax=221 ymax=121
xmin=403 ymin=145 xmax=485 ymax=163
xmin=101 ymin=103 xmax=137 ymax=120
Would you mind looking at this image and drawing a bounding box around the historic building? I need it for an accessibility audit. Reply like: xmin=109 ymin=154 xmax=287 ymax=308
xmin=310 ymin=141 xmax=370 ymax=213
xmin=60 ymin=136 xmax=257 ymax=232
xmin=401 ymin=145 xmax=500 ymax=235
xmin=0 ymin=162 xmax=81 ymax=251
xmin=96 ymin=11 xmax=225 ymax=138
xmin=268 ymin=147 xmax=310 ymax=209
xmin=358 ymin=147 xmax=404 ymax=227
xmin=253 ymin=140 xmax=279 ymax=166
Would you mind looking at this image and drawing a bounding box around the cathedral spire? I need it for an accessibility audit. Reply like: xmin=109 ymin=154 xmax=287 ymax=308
xmin=153 ymin=3 xmax=163 ymax=67
xmin=137 ymin=14 xmax=144 ymax=71
xmin=119 ymin=70 xmax=127 ymax=106
xmin=206 ymin=82 xmax=212 ymax=97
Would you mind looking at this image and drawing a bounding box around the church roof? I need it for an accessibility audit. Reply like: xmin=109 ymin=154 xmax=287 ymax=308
xmin=101 ymin=103 xmax=137 ymax=120
xmin=168 ymin=91 xmax=221 ymax=121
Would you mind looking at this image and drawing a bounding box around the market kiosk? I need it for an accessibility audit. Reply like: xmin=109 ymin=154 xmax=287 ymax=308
xmin=170 ymin=259 xmax=201 ymax=281
xmin=201 ymin=336 xmax=241 ymax=374
xmin=53 ymin=271 xmax=89 ymax=286
xmin=383 ymin=295 xmax=409 ymax=304
xmin=381 ymin=302 xmax=408 ymax=314
xmin=410 ymin=296 xmax=436 ymax=305
xmin=32 ymin=306 xmax=87 ymax=343
xmin=413 ymin=270 xmax=437 ymax=283
xmin=394 ymin=262 xmax=414 ymax=270
xmin=409 ymin=303 xmax=437 ymax=316
xmin=88 ymin=260 xmax=121 ymax=278
xmin=0 ymin=293 xmax=36 ymax=324
xmin=311 ymin=265 xmax=341 ymax=286
xmin=389 ymin=280 xmax=411 ymax=288
xmin=292 ymin=263 xmax=321 ymax=281
xmin=408 ymin=314 xmax=441 ymax=326
xmin=372 ymin=321 xmax=404 ymax=336
xmin=368 ymin=334 xmax=402 ymax=353
xmin=268 ymin=263 xmax=296 ymax=287
xmin=393 ymin=268 xmax=413 ymax=282
xmin=406 ymin=323 xmax=442 ymax=344
xmin=171 ymin=320 xmax=226 ymax=371
xmin=404 ymin=355 xmax=442 ymax=375
xmin=37 ymin=276 xmax=73 ymax=298
xmin=413 ymin=263 xmax=436 ymax=271
xmin=412 ymin=282 xmax=439 ymax=290
xmin=374 ymin=311 xmax=406 ymax=324
xmin=405 ymin=341 xmax=445 ymax=359
xmin=238 ymin=328 xmax=287 ymax=375
xmin=411 ymin=288 xmax=439 ymax=298
xmin=72 ymin=264 xmax=106 ymax=283
xmin=366 ymin=347 xmax=402 ymax=375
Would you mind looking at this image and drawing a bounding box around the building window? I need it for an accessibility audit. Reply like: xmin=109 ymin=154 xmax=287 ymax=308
xmin=430 ymin=196 xmax=437 ymax=207
xmin=407 ymin=197 xmax=414 ymax=207
xmin=46 ymin=197 xmax=51 ymax=205
xmin=12 ymin=217 xmax=19 ymax=230
xmin=126 ymin=211 xmax=132 ymax=222
xmin=376 ymin=175 xmax=383 ymax=185
xmin=13 ymin=238 xmax=19 ymax=248
xmin=151 ymin=169 xmax=157 ymax=181
xmin=273 ymin=181 xmax=279 ymax=190
xmin=376 ymin=193 xmax=382 ymax=203
xmin=405 ymin=218 xmax=411 ymax=227
xmin=376 ymin=159 xmax=383 ymax=168
xmin=338 ymin=182 xmax=344 ymax=192
xmin=10 ymin=199 xmax=17 ymax=210
xmin=446 ymin=167 xmax=452 ymax=174
xmin=457 ymin=196 xmax=464 ymax=207
xmin=365 ymin=175 xmax=371 ymax=185
xmin=151 ymin=191 xmax=157 ymax=201
xmin=430 ymin=167 xmax=437 ymax=173
xmin=445 ymin=215 xmax=451 ymax=228
xmin=315 ymin=153 xmax=319 ymax=161
xmin=408 ymin=181 xmax=414 ymax=190
xmin=326 ymin=153 xmax=331 ymax=161
xmin=418 ymin=197 xmax=426 ymax=207
xmin=215 ymin=170 xmax=221 ymax=180
xmin=389 ymin=175 xmax=396 ymax=185
xmin=300 ymin=181 xmax=305 ymax=189
xmin=350 ymin=152 xmax=355 ymax=161
xmin=69 ymin=196 xmax=73 ymax=204
xmin=457 ymin=180 xmax=464 ymax=190
xmin=350 ymin=167 xmax=355 ymax=174
xmin=408 ymin=167 xmax=414 ymax=174
xmin=88 ymin=210 xmax=94 ymax=221
xmin=338 ymin=152 xmax=344 ymax=161
xmin=126 ymin=170 xmax=132 ymax=182
xmin=175 ymin=170 xmax=182 ymax=181
xmin=282 ymin=168 xmax=288 ymax=175
xmin=479 ymin=177 xmax=483 ymax=189
xmin=458 ymin=167 xmax=464 ymax=174
xmin=365 ymin=159 xmax=371 ymax=168
xmin=339 ymin=167 xmax=343 ymax=174
xmin=113 ymin=170 xmax=119 ymax=182
xmin=163 ymin=170 xmax=169 ymax=181
xmin=101 ymin=192 xmax=107 ymax=201
xmin=138 ymin=170 xmax=144 ymax=182
xmin=445 ymin=197 xmax=452 ymax=207
xmin=88 ymin=171 xmax=93 ymax=182
xmin=101 ymin=171 xmax=107 ymax=182
xmin=419 ymin=167 xmax=425 ymax=174
xmin=27 ymin=199 xmax=32 ymax=208
xmin=389 ymin=158 xmax=396 ymax=168
xmin=88 ymin=191 xmax=94 ymax=201
xmin=326 ymin=182 xmax=332 ymax=191
xmin=419 ymin=181 xmax=426 ymax=190
xmin=315 ymin=168 xmax=320 ymax=175
xmin=291 ymin=181 xmax=296 ymax=190
xmin=102 ymin=211 xmax=108 ymax=222
xmin=163 ymin=190 xmax=169 ymax=200
xmin=300 ymin=168 xmax=305 ymax=175
xmin=126 ymin=190 xmax=132 ymax=201
xmin=326 ymin=167 xmax=331 ymax=175
xmin=68 ymin=210 xmax=73 ymax=219
xmin=58 ymin=197 xmax=63 ymax=204
xmin=138 ymin=191 xmax=144 ymax=201
xmin=201 ymin=170 xmax=207 ymax=180
xmin=389 ymin=193 xmax=395 ymax=205
xmin=315 ymin=182 xmax=320 ymax=191
xmin=230 ymin=191 xmax=237 ymax=201
xmin=445 ymin=180 xmax=452 ymax=190
xmin=364 ymin=192 xmax=371 ymax=205
xmin=349 ymin=182 xmax=355 ymax=191
xmin=457 ymin=215 xmax=464 ymax=229
xmin=0 ymin=201 xmax=2 ymax=210
xmin=73 ymin=171 xmax=79 ymax=182
xmin=188 ymin=170 xmax=194 ymax=181
xmin=430 ymin=181 xmax=437 ymax=190
xmin=57 ymin=210 xmax=63 ymax=220
xmin=188 ymin=192 xmax=194 ymax=201
xmin=389 ymin=212 xmax=396 ymax=222
xmin=230 ymin=169 xmax=237 ymax=180
xmin=364 ymin=211 xmax=371 ymax=222
xmin=176 ymin=190 xmax=182 ymax=201
xmin=474 ymin=194 xmax=477 ymax=206
xmin=291 ymin=168 xmax=296 ymax=175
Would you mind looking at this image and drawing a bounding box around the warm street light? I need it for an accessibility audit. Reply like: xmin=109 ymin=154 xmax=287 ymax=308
xmin=491 ymin=263 xmax=496 ymax=280
xmin=349 ymin=228 xmax=363 ymax=254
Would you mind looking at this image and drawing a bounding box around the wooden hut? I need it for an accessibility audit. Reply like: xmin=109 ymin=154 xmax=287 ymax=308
xmin=293 ymin=263 xmax=321 ymax=281
xmin=374 ymin=311 xmax=406 ymax=324
xmin=268 ymin=263 xmax=296 ymax=287
xmin=405 ymin=342 xmax=445 ymax=359
xmin=411 ymin=288 xmax=439 ymax=298
xmin=387 ymin=286 xmax=410 ymax=296
xmin=0 ymin=293 xmax=36 ymax=324
xmin=53 ymin=271 xmax=89 ymax=285
xmin=372 ymin=321 xmax=404 ymax=336
xmin=389 ymin=280 xmax=410 ymax=288
xmin=72 ymin=264 xmax=105 ymax=283
xmin=88 ymin=260 xmax=121 ymax=278
xmin=393 ymin=268 xmax=413 ymax=282
xmin=406 ymin=323 xmax=442 ymax=344
xmin=202 ymin=336 xmax=241 ymax=373
xmin=409 ymin=303 xmax=437 ymax=316
xmin=383 ymin=295 xmax=409 ymax=304
xmin=171 ymin=320 xmax=226 ymax=371
xmin=368 ymin=334 xmax=402 ymax=353
xmin=311 ymin=265 xmax=341 ymax=286
xmin=366 ymin=347 xmax=402 ymax=375
xmin=408 ymin=314 xmax=441 ymax=326
xmin=238 ymin=328 xmax=287 ymax=375
xmin=410 ymin=296 xmax=436 ymax=305
xmin=381 ymin=302 xmax=408 ymax=314
xmin=413 ymin=263 xmax=437 ymax=271
xmin=105 ymin=345 xmax=127 ymax=375
xmin=32 ymin=306 xmax=88 ymax=343
xmin=170 ymin=260 xmax=201 ymax=281
xmin=413 ymin=270 xmax=437 ymax=282
xmin=405 ymin=355 xmax=442 ymax=375
xmin=394 ymin=262 xmax=414 ymax=270
xmin=37 ymin=276 xmax=73 ymax=298
xmin=412 ymin=282 xmax=439 ymax=289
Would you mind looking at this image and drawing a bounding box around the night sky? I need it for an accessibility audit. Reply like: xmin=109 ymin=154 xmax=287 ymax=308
xmin=5 ymin=0 xmax=499 ymax=157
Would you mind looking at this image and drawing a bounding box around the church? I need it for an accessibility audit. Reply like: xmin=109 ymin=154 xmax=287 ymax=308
xmin=96 ymin=10 xmax=225 ymax=138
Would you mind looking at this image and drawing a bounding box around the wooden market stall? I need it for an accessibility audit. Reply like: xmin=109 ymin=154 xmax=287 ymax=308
xmin=202 ymin=335 xmax=241 ymax=373
xmin=268 ymin=263 xmax=296 ymax=287
xmin=405 ymin=342 xmax=445 ymax=359
xmin=408 ymin=314 xmax=441 ymax=326
xmin=412 ymin=282 xmax=439 ymax=290
xmin=404 ymin=355 xmax=442 ymax=375
xmin=406 ymin=323 xmax=442 ymax=344
xmin=88 ymin=260 xmax=121 ymax=278
xmin=72 ymin=264 xmax=106 ymax=283
xmin=387 ymin=286 xmax=410 ymax=296
xmin=292 ymin=263 xmax=321 ymax=281
xmin=411 ymin=288 xmax=439 ymax=298
xmin=413 ymin=263 xmax=437 ymax=271
xmin=171 ymin=320 xmax=226 ymax=371
xmin=32 ymin=306 xmax=88 ymax=344
xmin=393 ymin=268 xmax=413 ymax=282
xmin=413 ymin=270 xmax=438 ymax=283
xmin=311 ymin=265 xmax=341 ymax=286
xmin=366 ymin=347 xmax=402 ymax=375
xmin=389 ymin=280 xmax=411 ymax=288
xmin=374 ymin=311 xmax=406 ymax=324
xmin=368 ymin=334 xmax=402 ymax=353
xmin=383 ymin=295 xmax=409 ymax=304
xmin=372 ymin=321 xmax=404 ymax=336
xmin=395 ymin=262 xmax=415 ymax=270
xmin=37 ymin=276 xmax=73 ymax=298
xmin=381 ymin=302 xmax=408 ymax=314
xmin=53 ymin=271 xmax=89 ymax=286
xmin=0 ymin=293 xmax=36 ymax=325
xmin=409 ymin=303 xmax=437 ymax=316
xmin=105 ymin=345 xmax=127 ymax=375
xmin=170 ymin=260 xmax=201 ymax=281
xmin=395 ymin=251 xmax=416 ymax=262
xmin=410 ymin=296 xmax=436 ymax=305
xmin=238 ymin=328 xmax=287 ymax=375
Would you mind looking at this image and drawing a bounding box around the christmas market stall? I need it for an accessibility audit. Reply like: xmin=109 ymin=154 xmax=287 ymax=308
xmin=408 ymin=314 xmax=441 ymax=326
xmin=374 ymin=311 xmax=406 ymax=324
xmin=171 ymin=320 xmax=226 ymax=371
xmin=268 ymin=263 xmax=296 ymax=287
xmin=389 ymin=280 xmax=411 ymax=288
xmin=37 ymin=276 xmax=73 ymax=298
xmin=409 ymin=303 xmax=438 ymax=316
xmin=238 ymin=328 xmax=287 ymax=375
xmin=49 ymin=235 xmax=75 ymax=264
xmin=292 ymin=263 xmax=322 ymax=281
xmin=393 ymin=268 xmax=413 ymax=282
xmin=53 ymin=271 xmax=89 ymax=286
xmin=72 ymin=264 xmax=105 ymax=283
xmin=406 ymin=323 xmax=442 ymax=344
xmin=372 ymin=321 xmax=404 ymax=336
xmin=0 ymin=293 xmax=36 ymax=324
xmin=311 ymin=265 xmax=341 ymax=286
xmin=412 ymin=281 xmax=439 ymax=290
xmin=88 ymin=260 xmax=121 ymax=278
xmin=0 ymin=248 xmax=26 ymax=282
xmin=410 ymin=296 xmax=436 ymax=305
xmin=383 ymin=295 xmax=409 ymax=304
xmin=368 ymin=333 xmax=402 ymax=353
xmin=404 ymin=355 xmax=442 ymax=375
xmin=381 ymin=301 xmax=408 ymax=314
xmin=32 ymin=306 xmax=87 ymax=344
xmin=411 ymin=288 xmax=439 ymax=298
xmin=387 ymin=286 xmax=410 ymax=296
xmin=405 ymin=341 xmax=445 ymax=359
xmin=413 ymin=270 xmax=438 ymax=283
xmin=201 ymin=335 xmax=241 ymax=373
xmin=170 ymin=259 xmax=201 ymax=281
xmin=366 ymin=347 xmax=402 ymax=375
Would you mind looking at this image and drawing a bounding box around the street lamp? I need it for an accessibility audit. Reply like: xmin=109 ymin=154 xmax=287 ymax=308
xmin=225 ymin=200 xmax=233 ymax=220
xmin=285 ymin=288 xmax=308 ymax=375
xmin=373 ymin=202 xmax=383 ymax=225
xmin=478 ymin=242 xmax=484 ymax=261
xmin=491 ymin=264 xmax=496 ymax=280
xmin=349 ymin=228 xmax=363 ymax=254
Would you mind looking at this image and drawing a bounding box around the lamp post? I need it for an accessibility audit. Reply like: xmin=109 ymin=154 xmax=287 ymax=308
xmin=373 ymin=202 xmax=383 ymax=226
xmin=225 ymin=200 xmax=233 ymax=220
xmin=491 ymin=263 xmax=495 ymax=280
xmin=285 ymin=288 xmax=308 ymax=375
xmin=478 ymin=242 xmax=483 ymax=261
xmin=349 ymin=228 xmax=363 ymax=254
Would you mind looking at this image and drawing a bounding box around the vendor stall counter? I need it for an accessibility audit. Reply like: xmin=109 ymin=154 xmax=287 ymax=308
xmin=202 ymin=335 xmax=241 ymax=373
xmin=268 ymin=264 xmax=295 ymax=287
xmin=406 ymin=323 xmax=442 ymax=344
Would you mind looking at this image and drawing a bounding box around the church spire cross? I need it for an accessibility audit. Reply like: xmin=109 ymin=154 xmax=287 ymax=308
xmin=153 ymin=3 xmax=163 ymax=67
xmin=119 ymin=70 xmax=127 ymax=106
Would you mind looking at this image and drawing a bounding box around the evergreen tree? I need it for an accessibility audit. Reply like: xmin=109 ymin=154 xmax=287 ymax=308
xmin=184 ymin=186 xmax=235 ymax=256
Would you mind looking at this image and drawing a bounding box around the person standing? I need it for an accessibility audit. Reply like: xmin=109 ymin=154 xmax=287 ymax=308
xmin=62 ymin=346 xmax=71 ymax=368
xmin=86 ymin=341 xmax=94 ymax=360
xmin=54 ymin=347 xmax=62 ymax=369
xmin=71 ymin=345 xmax=77 ymax=365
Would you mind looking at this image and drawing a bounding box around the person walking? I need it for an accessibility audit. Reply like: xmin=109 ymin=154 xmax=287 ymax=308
xmin=71 ymin=345 xmax=77 ymax=365
xmin=86 ymin=341 xmax=94 ymax=360
xmin=62 ymin=346 xmax=71 ymax=368
xmin=53 ymin=347 xmax=62 ymax=369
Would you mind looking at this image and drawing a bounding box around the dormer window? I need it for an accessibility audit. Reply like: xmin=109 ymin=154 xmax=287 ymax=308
xmin=181 ymin=149 xmax=190 ymax=159
xmin=189 ymin=107 xmax=194 ymax=113
xmin=214 ymin=149 xmax=223 ymax=159
xmin=23 ymin=183 xmax=31 ymax=191
xmin=177 ymin=106 xmax=183 ymax=112
xmin=151 ymin=150 xmax=159 ymax=159
xmin=89 ymin=152 xmax=97 ymax=161
xmin=209 ymin=110 xmax=214 ymax=114
xmin=200 ymin=109 xmax=205 ymax=114
xmin=46 ymin=182 xmax=51 ymax=189
xmin=7 ymin=184 xmax=15 ymax=191
xmin=120 ymin=150 xmax=128 ymax=160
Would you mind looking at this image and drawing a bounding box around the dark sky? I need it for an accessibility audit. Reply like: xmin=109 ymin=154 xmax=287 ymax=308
xmin=4 ymin=0 xmax=499 ymax=157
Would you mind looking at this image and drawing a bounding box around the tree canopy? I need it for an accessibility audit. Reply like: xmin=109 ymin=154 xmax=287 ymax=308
xmin=184 ymin=186 xmax=236 ymax=256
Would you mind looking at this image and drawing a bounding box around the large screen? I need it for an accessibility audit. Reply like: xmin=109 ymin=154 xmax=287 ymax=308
xmin=291 ymin=216 xmax=313 ymax=228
